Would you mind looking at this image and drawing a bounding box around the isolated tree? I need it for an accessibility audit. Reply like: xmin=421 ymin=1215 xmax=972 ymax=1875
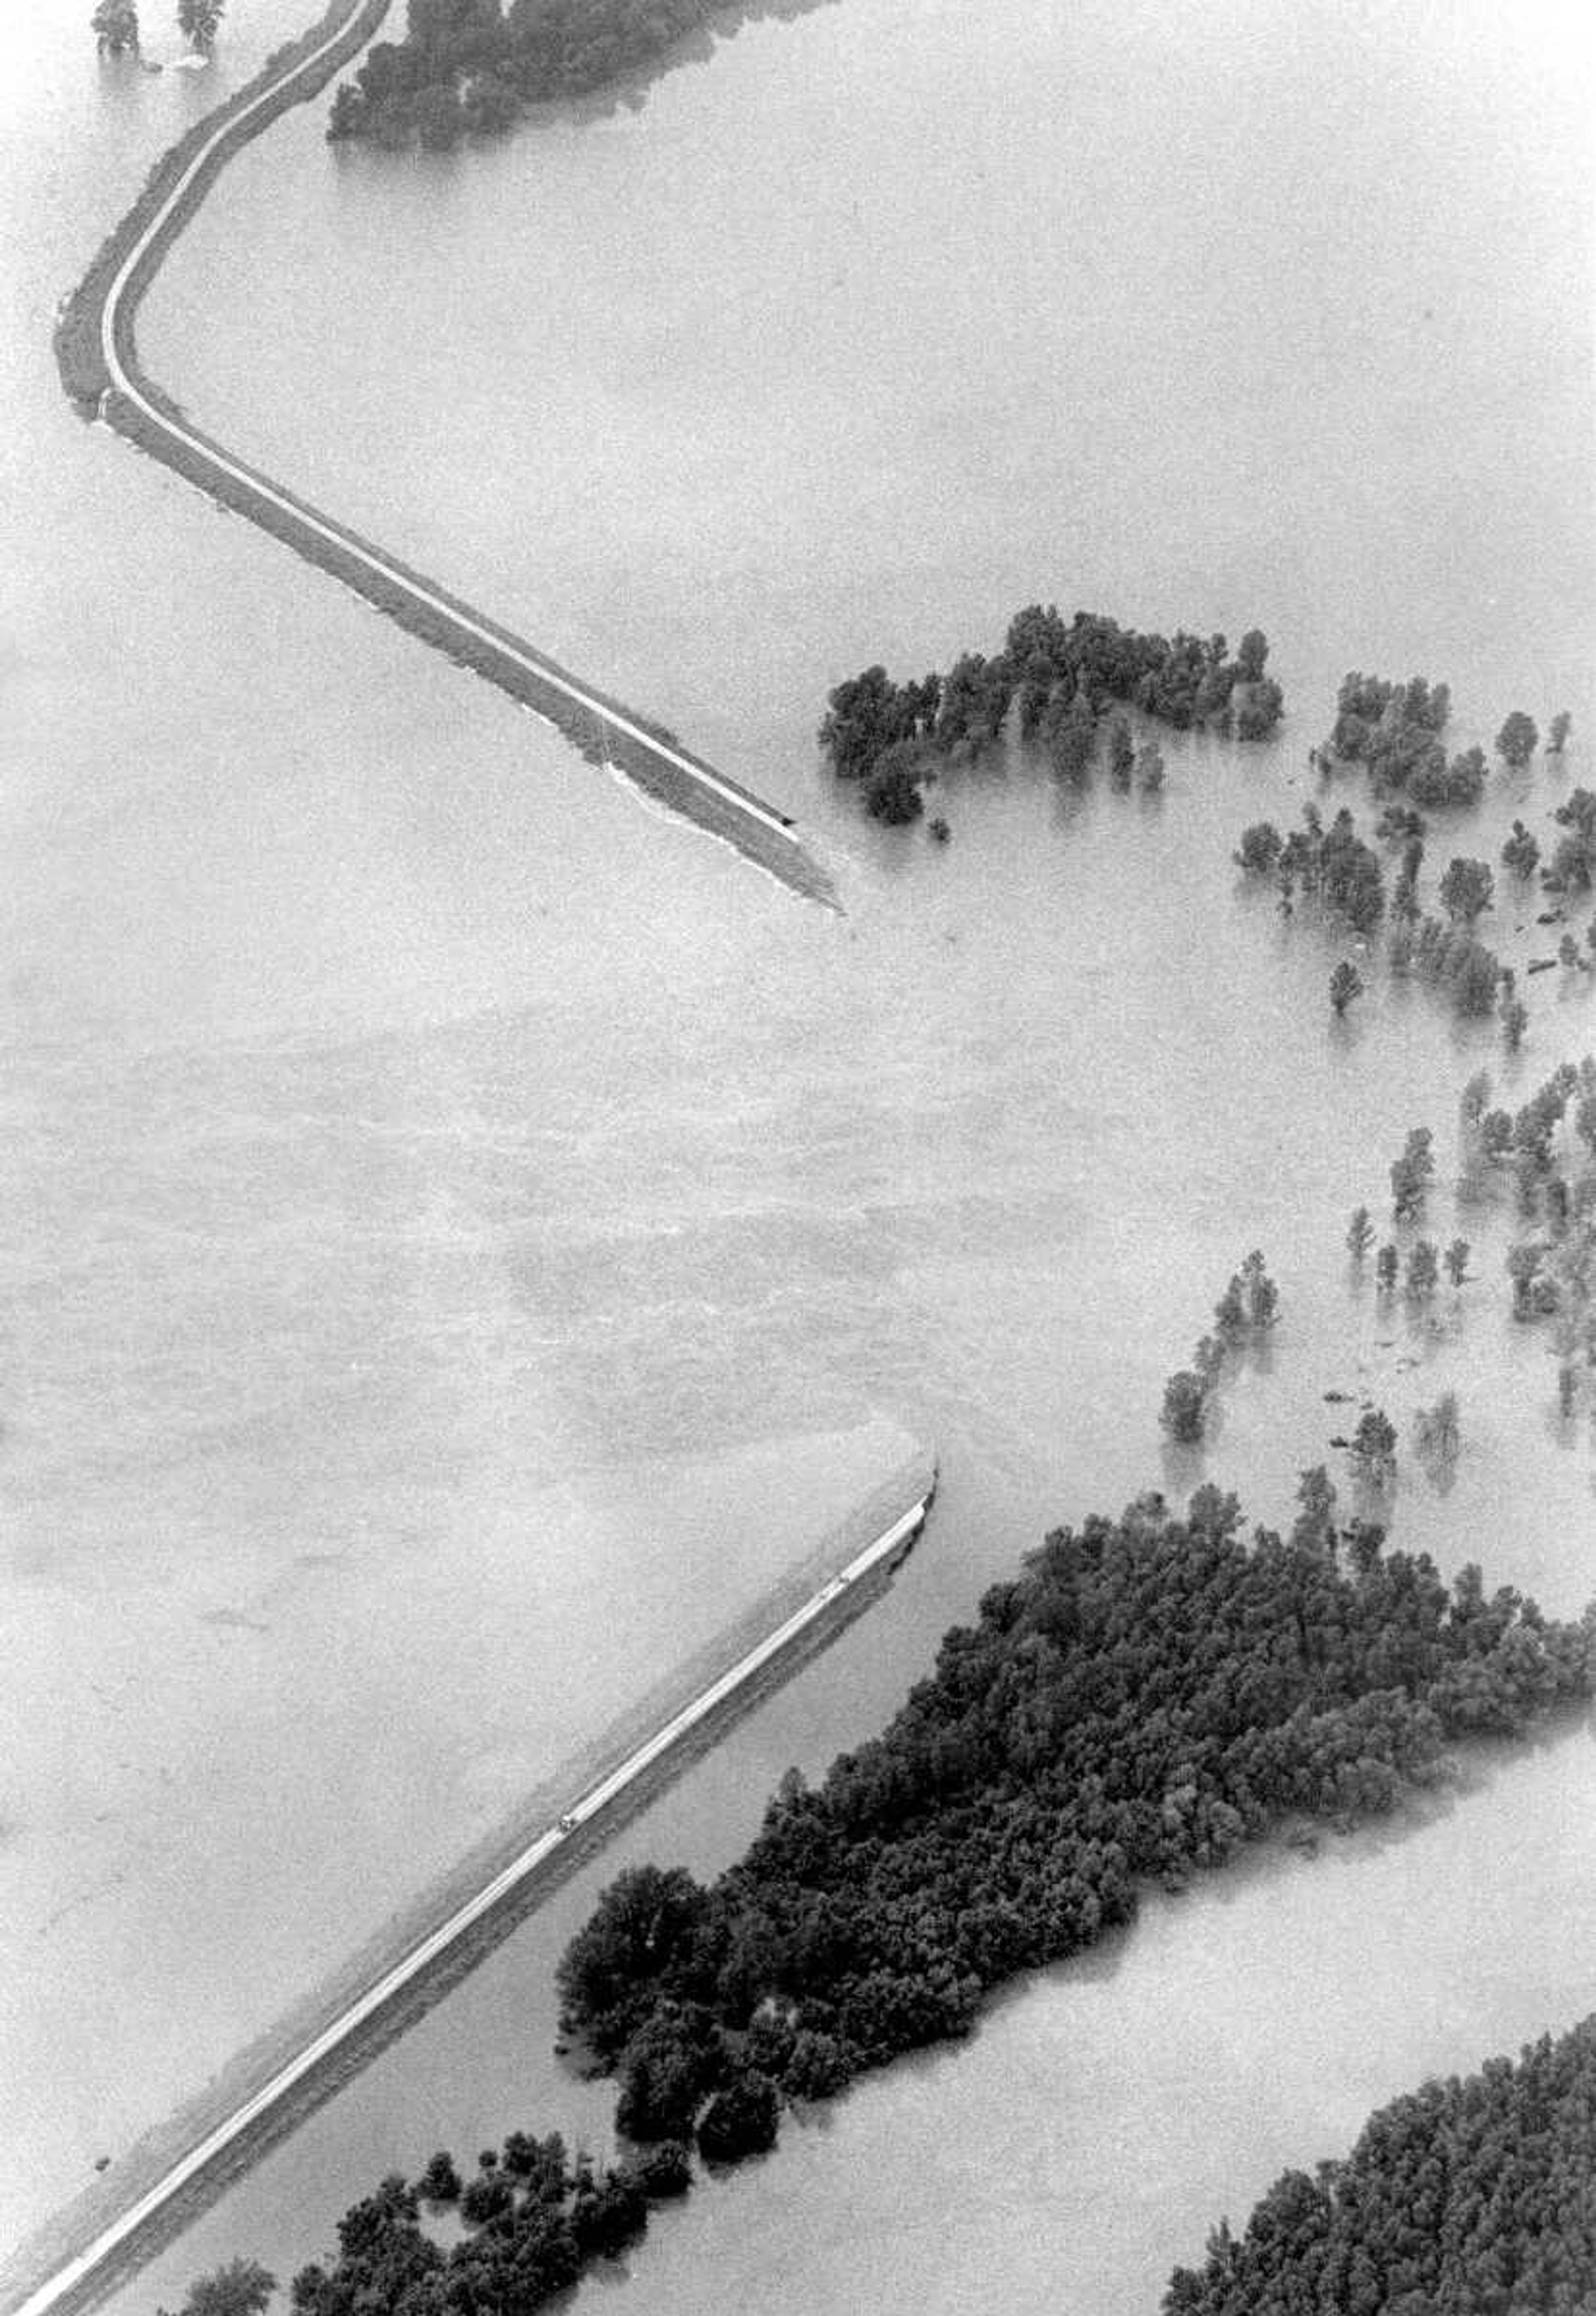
xmin=1500 ymin=994 xmax=1529 ymax=1052
xmin=1549 ymin=711 xmax=1573 ymax=754
xmin=92 ymin=0 xmax=140 ymax=50
xmin=1346 ymin=1205 xmax=1375 ymax=1260
xmin=1501 ymin=819 xmax=1542 ymax=880
xmin=1375 ymin=1243 xmax=1399 ymax=1293
xmin=1414 ymin=1390 xmax=1460 ymax=1461
xmin=1405 ymin=1240 xmax=1439 ymax=1299
xmin=1351 ymin=1407 xmax=1397 ymax=1480
xmin=1389 ymin=1126 xmax=1435 ymax=1221
xmin=1496 ymin=710 xmax=1539 ymax=769
xmin=1160 ymin=1369 xmax=1209 ymax=1444
xmin=1443 ymin=1237 xmax=1470 ymax=1287
xmin=1438 ymin=856 xmax=1494 ymax=924
xmin=1330 ymin=960 xmax=1364 ymax=1018
xmin=178 ymin=0 xmax=224 ymax=51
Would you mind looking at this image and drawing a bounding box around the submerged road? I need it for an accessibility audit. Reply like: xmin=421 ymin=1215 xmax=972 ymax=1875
xmin=68 ymin=0 xmax=835 ymax=905
xmin=7 ymin=1481 xmax=933 ymax=2316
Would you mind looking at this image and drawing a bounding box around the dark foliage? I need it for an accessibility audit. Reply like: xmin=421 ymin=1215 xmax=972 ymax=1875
xmin=561 ymin=1503 xmax=1591 ymax=2104
xmin=818 ymin=605 xmax=1281 ymax=820
xmin=328 ymin=0 xmax=815 ymax=146
xmin=1166 ymin=2015 xmax=1596 ymax=2314
xmin=277 ymin=1488 xmax=1592 ymax=2316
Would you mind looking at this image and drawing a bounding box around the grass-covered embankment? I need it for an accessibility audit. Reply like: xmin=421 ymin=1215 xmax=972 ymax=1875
xmin=0 ymin=1456 xmax=931 ymax=2316
xmin=54 ymin=0 xmax=836 ymax=909
xmin=55 ymin=0 xmax=391 ymax=413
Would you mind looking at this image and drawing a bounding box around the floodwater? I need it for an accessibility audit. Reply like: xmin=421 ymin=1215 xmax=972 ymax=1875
xmin=2 ymin=0 xmax=1594 ymax=2304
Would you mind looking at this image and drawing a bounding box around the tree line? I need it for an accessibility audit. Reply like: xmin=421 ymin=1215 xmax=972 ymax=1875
xmin=1318 ymin=671 xmax=1571 ymax=805
xmin=323 ymin=0 xmax=791 ymax=148
xmin=174 ymin=1489 xmax=1593 ymax=2316
xmin=820 ymin=606 xmax=1280 ymax=824
xmin=1166 ymin=2013 xmax=1596 ymax=2312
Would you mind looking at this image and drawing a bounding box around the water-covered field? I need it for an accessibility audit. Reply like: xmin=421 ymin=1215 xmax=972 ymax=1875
xmin=3 ymin=0 xmax=1593 ymax=2301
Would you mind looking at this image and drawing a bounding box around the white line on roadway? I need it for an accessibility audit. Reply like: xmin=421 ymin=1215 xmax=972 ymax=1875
xmin=96 ymin=5 xmax=803 ymax=851
xmin=9 ymin=1485 xmax=931 ymax=2316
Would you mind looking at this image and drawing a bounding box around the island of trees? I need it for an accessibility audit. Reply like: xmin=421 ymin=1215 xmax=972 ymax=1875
xmin=1166 ymin=2013 xmax=1596 ymax=2312
xmin=325 ymin=0 xmax=784 ymax=147
xmin=225 ymin=1491 xmax=1593 ymax=2316
xmin=818 ymin=605 xmax=1282 ymax=823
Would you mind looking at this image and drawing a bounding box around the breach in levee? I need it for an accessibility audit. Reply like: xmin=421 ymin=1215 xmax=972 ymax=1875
xmin=54 ymin=0 xmax=839 ymax=912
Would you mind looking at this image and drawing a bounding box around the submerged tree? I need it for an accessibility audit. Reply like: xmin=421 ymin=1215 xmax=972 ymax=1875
xmin=158 ymin=2263 xmax=276 ymax=2316
xmin=177 ymin=0 xmax=224 ymax=51
xmin=1390 ymin=1127 xmax=1436 ymax=1222
xmin=1438 ymin=856 xmax=1494 ymax=925
xmin=1160 ymin=1369 xmax=1209 ymax=1445
xmin=1135 ymin=739 xmax=1166 ymax=793
xmin=1351 ymin=1407 xmax=1398 ymax=1481
xmin=1501 ymin=818 xmax=1542 ymax=880
xmin=1497 ymin=710 xmax=1540 ymax=770
xmin=1330 ymin=960 xmax=1364 ymax=1018
xmin=92 ymin=0 xmax=139 ymax=51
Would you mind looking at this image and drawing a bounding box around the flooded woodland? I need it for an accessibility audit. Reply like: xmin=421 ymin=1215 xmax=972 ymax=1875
xmin=2 ymin=0 xmax=1594 ymax=2306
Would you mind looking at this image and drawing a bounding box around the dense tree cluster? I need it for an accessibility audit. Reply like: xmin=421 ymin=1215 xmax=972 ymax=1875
xmin=1321 ymin=672 xmax=1486 ymax=804
xmin=286 ymin=2129 xmax=690 ymax=2316
xmin=200 ymin=1490 xmax=1594 ymax=2316
xmin=819 ymin=606 xmax=1281 ymax=822
xmin=1160 ymin=1253 xmax=1280 ymax=1444
xmin=1165 ymin=2014 xmax=1596 ymax=2314
xmin=1234 ymin=804 xmax=1383 ymax=934
xmin=326 ymin=0 xmax=792 ymax=148
xmin=557 ymin=1500 xmax=1590 ymax=2135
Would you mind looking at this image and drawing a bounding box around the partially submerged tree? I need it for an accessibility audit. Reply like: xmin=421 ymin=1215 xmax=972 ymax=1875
xmin=1501 ymin=819 xmax=1541 ymax=880
xmin=1350 ymin=1407 xmax=1398 ymax=1481
xmin=158 ymin=2263 xmax=276 ymax=2316
xmin=1160 ymin=1369 xmax=1209 ymax=1445
xmin=1346 ymin=1205 xmax=1374 ymax=1260
xmin=1438 ymin=856 xmax=1494 ymax=925
xmin=1389 ymin=1126 xmax=1435 ymax=1222
xmin=1330 ymin=960 xmax=1364 ymax=1018
xmin=178 ymin=0 xmax=224 ymax=51
xmin=92 ymin=0 xmax=139 ymax=52
xmin=1496 ymin=710 xmax=1539 ymax=770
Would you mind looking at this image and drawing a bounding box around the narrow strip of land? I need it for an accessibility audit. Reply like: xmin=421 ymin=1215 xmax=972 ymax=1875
xmin=60 ymin=0 xmax=836 ymax=907
xmin=5 ymin=1481 xmax=933 ymax=2316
